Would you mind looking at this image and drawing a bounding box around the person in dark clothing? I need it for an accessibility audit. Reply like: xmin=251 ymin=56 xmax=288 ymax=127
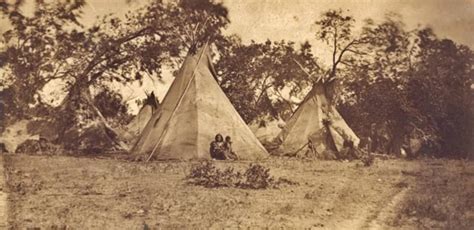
xmin=210 ymin=134 xmax=226 ymax=160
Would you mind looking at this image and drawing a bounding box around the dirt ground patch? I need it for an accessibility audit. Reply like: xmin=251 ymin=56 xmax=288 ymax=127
xmin=3 ymin=154 xmax=474 ymax=229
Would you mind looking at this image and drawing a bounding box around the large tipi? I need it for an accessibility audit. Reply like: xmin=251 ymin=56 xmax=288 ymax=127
xmin=278 ymin=83 xmax=360 ymax=156
xmin=131 ymin=43 xmax=268 ymax=160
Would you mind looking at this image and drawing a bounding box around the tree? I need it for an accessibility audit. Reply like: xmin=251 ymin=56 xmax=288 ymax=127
xmin=0 ymin=0 xmax=230 ymax=150
xmin=215 ymin=38 xmax=320 ymax=122
xmin=337 ymin=13 xmax=431 ymax=155
xmin=0 ymin=0 xmax=229 ymax=111
xmin=339 ymin=14 xmax=474 ymax=158
xmin=313 ymin=9 xmax=367 ymax=84
xmin=93 ymin=88 xmax=132 ymax=126
xmin=407 ymin=28 xmax=473 ymax=157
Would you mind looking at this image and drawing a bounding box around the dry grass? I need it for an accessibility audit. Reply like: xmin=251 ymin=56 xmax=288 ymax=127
xmin=3 ymin=154 xmax=473 ymax=229
xmin=389 ymin=159 xmax=474 ymax=229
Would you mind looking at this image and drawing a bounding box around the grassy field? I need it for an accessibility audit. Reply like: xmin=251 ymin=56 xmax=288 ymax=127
xmin=3 ymin=154 xmax=474 ymax=229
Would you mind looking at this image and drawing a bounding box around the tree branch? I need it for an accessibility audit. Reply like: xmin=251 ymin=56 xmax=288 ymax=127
xmin=332 ymin=26 xmax=338 ymax=66
xmin=293 ymin=58 xmax=315 ymax=78
xmin=77 ymin=27 xmax=151 ymax=85
xmin=274 ymin=89 xmax=295 ymax=113
xmin=254 ymin=73 xmax=272 ymax=105
xmin=346 ymin=48 xmax=367 ymax=56
xmin=334 ymin=39 xmax=356 ymax=67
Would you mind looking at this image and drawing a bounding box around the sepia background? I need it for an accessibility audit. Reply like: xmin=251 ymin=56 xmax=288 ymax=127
xmin=0 ymin=0 xmax=473 ymax=229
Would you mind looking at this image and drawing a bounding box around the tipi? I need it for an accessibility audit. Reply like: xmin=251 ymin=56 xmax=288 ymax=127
xmin=278 ymin=83 xmax=360 ymax=156
xmin=131 ymin=43 xmax=268 ymax=160
xmin=249 ymin=116 xmax=285 ymax=145
xmin=0 ymin=93 xmax=128 ymax=153
xmin=121 ymin=92 xmax=160 ymax=144
xmin=59 ymin=86 xmax=129 ymax=152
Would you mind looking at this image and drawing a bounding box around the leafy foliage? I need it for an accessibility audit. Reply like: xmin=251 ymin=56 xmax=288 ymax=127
xmin=339 ymin=14 xmax=473 ymax=157
xmin=0 ymin=0 xmax=229 ymax=116
xmin=241 ymin=163 xmax=274 ymax=189
xmin=0 ymin=0 xmax=230 ymax=150
xmin=1 ymin=0 xmax=88 ymax=111
xmin=407 ymin=29 xmax=473 ymax=157
xmin=15 ymin=138 xmax=60 ymax=155
xmin=93 ymin=88 xmax=132 ymax=126
xmin=187 ymin=161 xmax=242 ymax=188
xmin=313 ymin=9 xmax=368 ymax=84
xmin=215 ymin=38 xmax=319 ymax=122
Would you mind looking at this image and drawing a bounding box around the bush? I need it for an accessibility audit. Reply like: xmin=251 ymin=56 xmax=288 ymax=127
xmin=241 ymin=164 xmax=273 ymax=189
xmin=187 ymin=162 xmax=241 ymax=188
xmin=15 ymin=138 xmax=60 ymax=154
xmin=187 ymin=162 xmax=297 ymax=189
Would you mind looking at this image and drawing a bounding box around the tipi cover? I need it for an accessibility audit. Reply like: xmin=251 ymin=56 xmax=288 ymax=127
xmin=249 ymin=116 xmax=285 ymax=145
xmin=121 ymin=92 xmax=160 ymax=144
xmin=278 ymin=84 xmax=360 ymax=155
xmin=131 ymin=44 xmax=268 ymax=160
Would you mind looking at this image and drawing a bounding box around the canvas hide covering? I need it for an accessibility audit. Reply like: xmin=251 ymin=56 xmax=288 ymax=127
xmin=278 ymin=84 xmax=360 ymax=155
xmin=249 ymin=117 xmax=285 ymax=145
xmin=119 ymin=93 xmax=159 ymax=145
xmin=132 ymin=44 xmax=268 ymax=160
xmin=127 ymin=105 xmax=154 ymax=135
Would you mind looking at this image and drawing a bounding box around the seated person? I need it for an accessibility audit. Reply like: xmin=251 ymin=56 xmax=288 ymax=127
xmin=339 ymin=139 xmax=359 ymax=160
xmin=210 ymin=134 xmax=226 ymax=160
xmin=223 ymin=136 xmax=238 ymax=160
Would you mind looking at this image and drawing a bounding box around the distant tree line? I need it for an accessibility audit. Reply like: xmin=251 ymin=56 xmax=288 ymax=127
xmin=0 ymin=1 xmax=472 ymax=157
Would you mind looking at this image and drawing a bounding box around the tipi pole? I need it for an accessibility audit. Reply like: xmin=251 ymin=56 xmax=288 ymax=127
xmin=292 ymin=142 xmax=308 ymax=156
xmin=293 ymin=58 xmax=322 ymax=83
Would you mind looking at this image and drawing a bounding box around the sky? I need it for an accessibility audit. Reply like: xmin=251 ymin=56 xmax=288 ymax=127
xmin=1 ymin=0 xmax=473 ymax=113
xmin=223 ymin=0 xmax=474 ymax=45
xmin=2 ymin=0 xmax=472 ymax=48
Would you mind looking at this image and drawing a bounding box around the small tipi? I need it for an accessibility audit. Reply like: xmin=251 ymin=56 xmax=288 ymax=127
xmin=122 ymin=92 xmax=160 ymax=144
xmin=278 ymin=83 xmax=360 ymax=156
xmin=131 ymin=43 xmax=268 ymax=160
xmin=249 ymin=116 xmax=285 ymax=145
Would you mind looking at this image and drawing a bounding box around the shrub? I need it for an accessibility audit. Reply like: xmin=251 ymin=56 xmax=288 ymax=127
xmin=187 ymin=162 xmax=241 ymax=188
xmin=187 ymin=162 xmax=296 ymax=189
xmin=15 ymin=138 xmax=60 ymax=155
xmin=241 ymin=164 xmax=274 ymax=189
